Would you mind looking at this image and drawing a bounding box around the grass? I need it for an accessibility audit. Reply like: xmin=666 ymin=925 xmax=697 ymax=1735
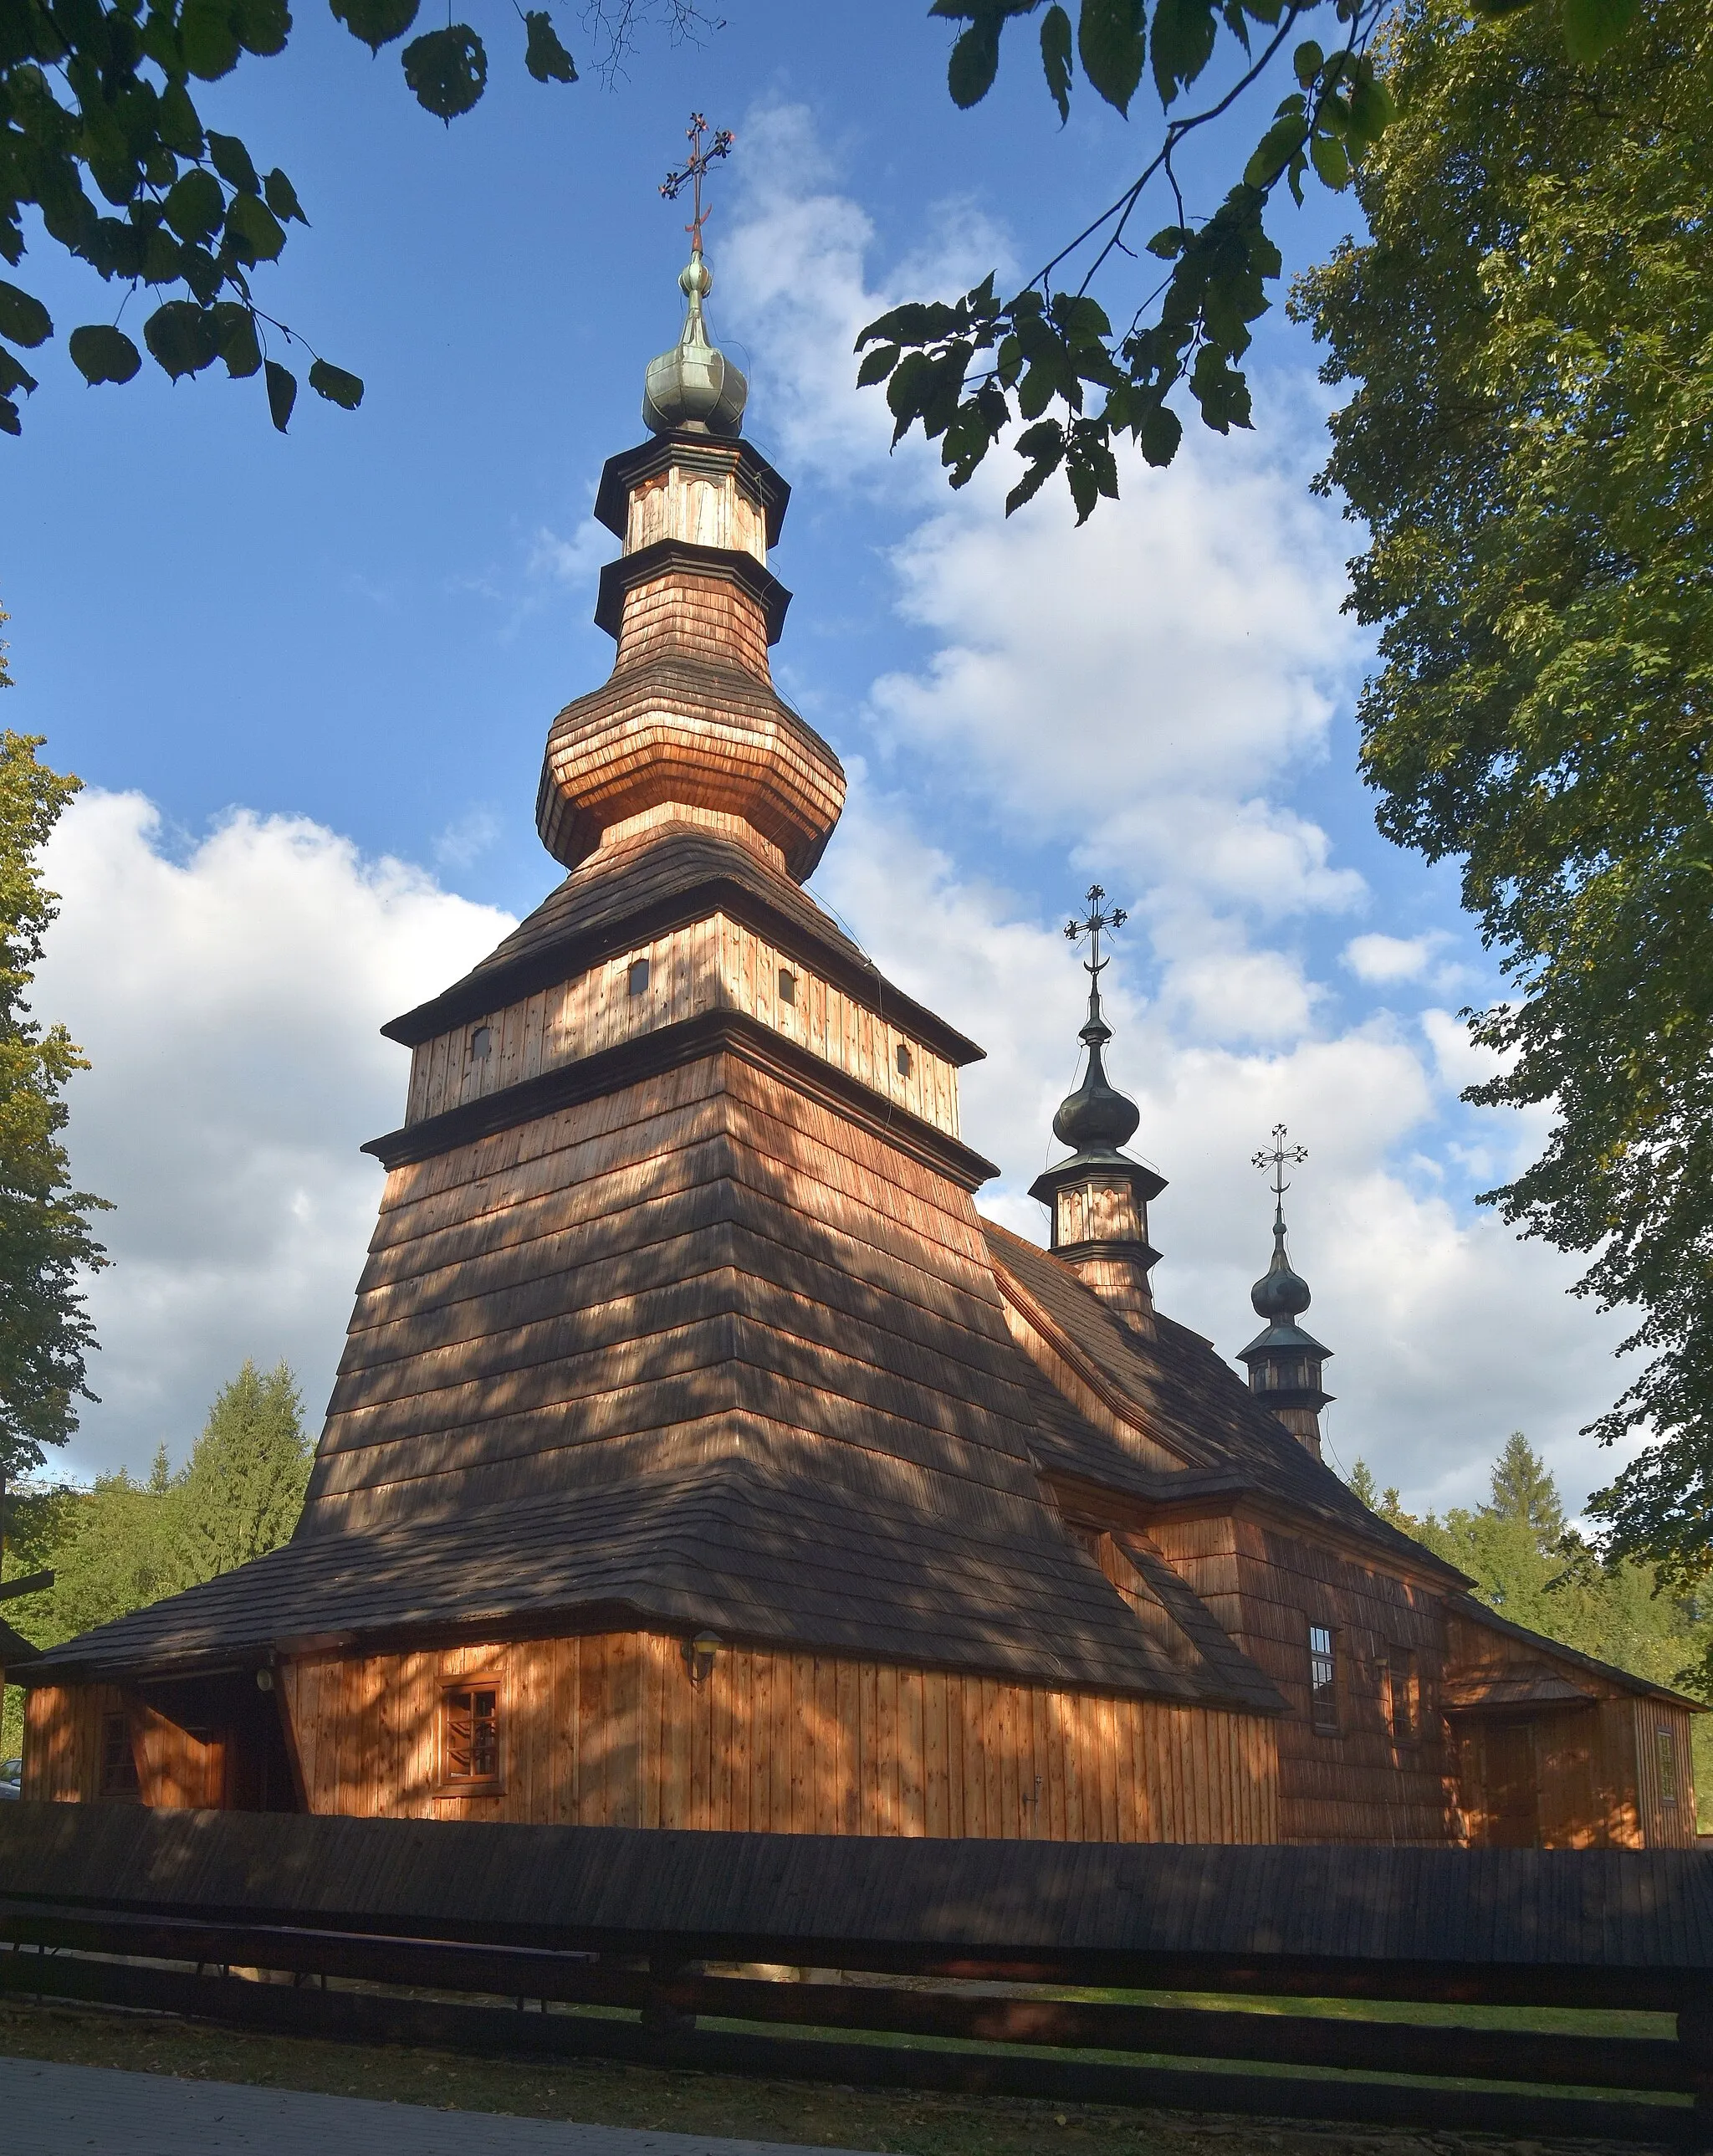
xmin=0 ymin=1995 xmax=1674 ymax=2156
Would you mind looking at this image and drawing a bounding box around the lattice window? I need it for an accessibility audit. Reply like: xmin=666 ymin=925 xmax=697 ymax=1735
xmin=100 ymin=1712 xmax=140 ymax=1800
xmin=1658 ymin=1724 xmax=1680 ymax=1805
xmin=1307 ymin=1622 xmax=1339 ymax=1734
xmin=441 ymin=1682 xmax=502 ymax=1790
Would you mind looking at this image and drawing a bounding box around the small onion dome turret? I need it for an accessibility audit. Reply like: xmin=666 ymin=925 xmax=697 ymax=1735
xmin=1238 ymin=1206 xmax=1333 ymax=1457
xmin=642 ymin=253 xmax=748 ymax=438
xmin=1029 ymin=938 xmax=1164 ymax=1333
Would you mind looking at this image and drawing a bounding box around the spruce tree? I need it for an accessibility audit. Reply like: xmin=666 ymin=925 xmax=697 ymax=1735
xmin=171 ymin=1360 xmax=311 ymax=1583
xmin=1487 ymin=1433 xmax=1566 ymax=1552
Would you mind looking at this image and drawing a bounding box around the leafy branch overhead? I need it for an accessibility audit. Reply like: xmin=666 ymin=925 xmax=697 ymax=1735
xmin=0 ymin=0 xmax=633 ymax=437
xmin=856 ymin=0 xmax=1644 ymax=520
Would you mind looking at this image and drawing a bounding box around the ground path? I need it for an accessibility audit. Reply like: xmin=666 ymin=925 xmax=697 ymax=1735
xmin=1 ymin=2055 xmax=884 ymax=2156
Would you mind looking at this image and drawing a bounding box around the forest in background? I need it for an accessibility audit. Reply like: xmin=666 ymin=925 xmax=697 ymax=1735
xmin=1352 ymin=1434 xmax=1713 ymax=1829
xmin=0 ymin=1357 xmax=310 ymax=1760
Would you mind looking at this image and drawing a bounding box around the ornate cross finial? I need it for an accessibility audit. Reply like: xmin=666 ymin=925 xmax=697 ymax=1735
xmin=1252 ymin=1123 xmax=1308 ymax=1209
xmin=1064 ymin=883 xmax=1127 ymax=982
xmin=661 ymin=111 xmax=734 ymax=256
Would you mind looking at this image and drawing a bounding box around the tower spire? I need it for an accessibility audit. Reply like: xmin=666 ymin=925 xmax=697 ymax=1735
xmin=1029 ymin=885 xmax=1164 ymax=1333
xmin=1237 ymin=1124 xmax=1333 ymax=1457
xmin=642 ymin=114 xmax=747 ymax=438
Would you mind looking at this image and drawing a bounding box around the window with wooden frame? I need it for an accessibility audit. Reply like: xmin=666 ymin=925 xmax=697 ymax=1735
xmin=1307 ymin=1622 xmax=1339 ymax=1734
xmin=100 ymin=1711 xmax=141 ymax=1800
xmin=439 ymin=1677 xmax=503 ymax=1793
xmin=1658 ymin=1724 xmax=1680 ymax=1805
xmin=626 ymin=956 xmax=651 ymax=996
xmin=777 ymin=966 xmax=797 ymax=1006
xmin=1387 ymin=1646 xmax=1419 ymax=1743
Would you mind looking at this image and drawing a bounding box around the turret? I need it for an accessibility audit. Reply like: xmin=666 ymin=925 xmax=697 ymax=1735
xmin=1238 ymin=1125 xmax=1333 ymax=1457
xmin=534 ymin=121 xmax=845 ymax=886
xmin=1029 ymin=886 xmax=1164 ymax=1334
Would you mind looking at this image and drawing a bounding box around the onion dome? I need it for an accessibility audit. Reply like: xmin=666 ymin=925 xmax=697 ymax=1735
xmin=642 ymin=252 xmax=748 ymax=438
xmin=1250 ymin=1208 xmax=1312 ymax=1324
xmin=1029 ymin=887 xmax=1164 ymax=1332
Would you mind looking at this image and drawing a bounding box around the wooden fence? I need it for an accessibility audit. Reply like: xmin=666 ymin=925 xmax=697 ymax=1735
xmin=3 ymin=1805 xmax=1711 ymax=2143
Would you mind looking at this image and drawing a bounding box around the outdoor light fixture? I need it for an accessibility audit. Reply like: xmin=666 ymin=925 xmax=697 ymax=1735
xmin=254 ymin=1667 xmax=274 ymax=1693
xmin=684 ymin=1631 xmax=721 ymax=1686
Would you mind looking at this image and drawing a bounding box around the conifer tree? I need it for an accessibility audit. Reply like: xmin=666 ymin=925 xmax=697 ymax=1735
xmin=1487 ymin=1433 xmax=1567 ymax=1553
xmin=170 ymin=1360 xmax=311 ymax=1584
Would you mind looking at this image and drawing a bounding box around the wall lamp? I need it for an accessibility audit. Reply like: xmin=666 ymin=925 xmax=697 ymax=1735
xmin=683 ymin=1631 xmax=721 ymax=1687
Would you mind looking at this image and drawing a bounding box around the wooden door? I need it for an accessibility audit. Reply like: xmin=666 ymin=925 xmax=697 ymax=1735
xmin=1483 ymin=1719 xmax=1538 ymax=1846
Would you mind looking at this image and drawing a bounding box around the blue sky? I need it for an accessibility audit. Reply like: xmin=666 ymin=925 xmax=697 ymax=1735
xmin=3 ymin=3 xmax=1641 ymax=1514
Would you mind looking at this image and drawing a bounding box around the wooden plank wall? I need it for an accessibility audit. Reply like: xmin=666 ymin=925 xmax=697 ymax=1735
xmin=279 ymin=1634 xmax=1281 ymax=1843
xmin=22 ymin=1685 xmax=227 ymax=1808
xmin=1634 ymin=1700 xmax=1698 ymax=1849
xmin=1150 ymin=1515 xmax=1459 ymax=1845
xmin=625 ymin=466 xmax=768 ymax=561
xmin=404 ymin=913 xmax=959 ymax=1140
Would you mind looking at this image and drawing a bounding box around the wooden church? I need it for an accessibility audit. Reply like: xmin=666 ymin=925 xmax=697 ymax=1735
xmin=17 ymin=225 xmax=1700 ymax=1852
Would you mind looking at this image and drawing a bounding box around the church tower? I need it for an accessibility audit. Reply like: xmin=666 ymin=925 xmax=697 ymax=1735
xmin=1237 ymin=1125 xmax=1333 ymax=1458
xmin=1029 ymin=886 xmax=1163 ymax=1333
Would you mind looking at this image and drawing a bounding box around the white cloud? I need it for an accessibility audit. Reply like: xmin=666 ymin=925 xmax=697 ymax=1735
xmin=36 ymin=792 xmax=513 ymax=1481
xmin=1344 ymin=929 xmax=1450 ymax=985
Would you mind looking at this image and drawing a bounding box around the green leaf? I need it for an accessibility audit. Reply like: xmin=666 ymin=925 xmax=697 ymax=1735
xmin=856 ymin=300 xmax=962 ymax=348
xmin=1138 ymin=402 xmax=1182 ymax=466
xmin=1077 ymin=0 xmax=1143 ymax=115
xmin=180 ymin=0 xmax=241 ymax=79
xmin=162 ymin=168 xmax=223 ymax=243
xmin=523 ymin=9 xmax=576 ymax=80
xmin=1347 ymin=68 xmax=1394 ymax=146
xmin=0 ymin=342 xmax=39 ymax=397
xmin=1244 ymin=111 xmax=1306 ymax=187
xmin=0 ymin=281 xmax=51 ymax=349
xmin=1309 ymin=131 xmax=1350 ymax=189
xmin=207 ymin=132 xmax=260 ymax=193
xmin=212 ymin=300 xmax=262 ymax=376
xmin=1005 ymin=417 xmax=1066 ymax=515
xmin=158 ymin=83 xmax=206 ymax=159
xmin=233 ymin=0 xmax=290 ymax=52
xmin=1562 ymin=0 xmax=1637 ymax=62
xmin=144 ymin=300 xmax=221 ymax=380
xmin=1151 ymin=0 xmax=1217 ymax=106
xmin=265 ymin=356 xmax=296 ymax=431
xmin=401 ymin=25 xmax=487 ymax=118
xmin=330 ymin=0 xmax=419 ymax=47
xmin=0 ymin=396 xmax=19 ymax=437
xmin=1041 ymin=3 xmax=1072 ymax=121
xmin=264 ymin=169 xmax=309 ymax=224
xmin=856 ymin=342 xmax=901 ymax=387
xmin=69 ymin=324 xmax=142 ymax=384
xmin=1292 ymin=38 xmax=1322 ymax=84
xmin=224 ymin=190 xmax=286 ymax=261
xmin=948 ymin=15 xmax=1001 ymax=106
xmin=309 ymin=356 xmax=364 ymax=408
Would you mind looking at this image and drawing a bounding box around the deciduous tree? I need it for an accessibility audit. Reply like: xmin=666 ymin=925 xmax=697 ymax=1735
xmin=0 ymin=663 xmax=108 ymax=1480
xmin=1295 ymin=0 xmax=1713 ymax=1599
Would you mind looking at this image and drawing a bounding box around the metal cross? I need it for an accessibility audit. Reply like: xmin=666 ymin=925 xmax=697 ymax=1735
xmin=661 ymin=112 xmax=734 ymax=254
xmin=1252 ymin=1122 xmax=1308 ymax=1203
xmin=1064 ymin=883 xmax=1127 ymax=990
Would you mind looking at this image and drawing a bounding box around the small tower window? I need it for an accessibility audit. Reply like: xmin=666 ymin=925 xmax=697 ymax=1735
xmin=1307 ymin=1622 xmax=1338 ymax=1733
xmin=468 ymin=1025 xmax=492 ymax=1061
xmin=896 ymin=1042 xmax=913 ymax=1078
xmin=100 ymin=1713 xmax=140 ymax=1800
xmin=627 ymin=957 xmax=651 ymax=997
xmin=440 ymin=1678 xmax=502 ymax=1790
xmin=778 ymin=966 xmax=797 ymax=1006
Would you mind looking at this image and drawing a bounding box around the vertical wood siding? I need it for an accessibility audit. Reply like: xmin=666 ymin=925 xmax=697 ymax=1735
xmin=277 ymin=1636 xmax=1281 ymax=1843
xmin=403 ymin=914 xmax=959 ymax=1139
